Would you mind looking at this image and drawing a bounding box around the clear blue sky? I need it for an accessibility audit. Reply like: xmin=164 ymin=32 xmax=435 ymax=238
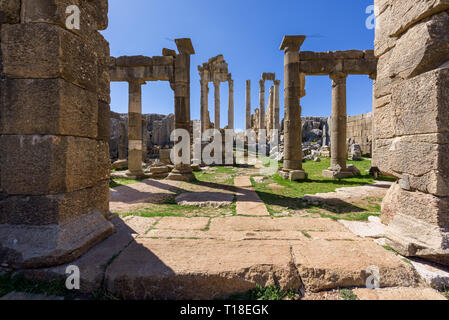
xmin=102 ymin=0 xmax=375 ymax=130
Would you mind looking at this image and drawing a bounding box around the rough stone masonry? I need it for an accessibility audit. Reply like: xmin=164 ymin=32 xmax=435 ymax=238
xmin=373 ymin=0 xmax=449 ymax=266
xmin=0 ymin=0 xmax=114 ymax=268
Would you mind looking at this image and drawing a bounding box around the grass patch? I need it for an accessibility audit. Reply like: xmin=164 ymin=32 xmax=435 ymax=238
xmin=228 ymin=284 xmax=299 ymax=301
xmin=194 ymin=166 xmax=236 ymax=185
xmin=109 ymin=177 xmax=147 ymax=188
xmin=340 ymin=289 xmax=359 ymax=300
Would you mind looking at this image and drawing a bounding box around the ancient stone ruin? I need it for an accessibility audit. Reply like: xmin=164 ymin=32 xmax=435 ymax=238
xmin=0 ymin=0 xmax=448 ymax=302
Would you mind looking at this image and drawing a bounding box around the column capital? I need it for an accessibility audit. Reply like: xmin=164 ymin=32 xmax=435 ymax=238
xmin=280 ymin=35 xmax=306 ymax=52
xmin=274 ymin=80 xmax=281 ymax=86
xmin=369 ymin=73 xmax=377 ymax=80
xmin=329 ymin=72 xmax=347 ymax=85
xmin=129 ymin=79 xmax=146 ymax=86
xmin=213 ymin=80 xmax=220 ymax=88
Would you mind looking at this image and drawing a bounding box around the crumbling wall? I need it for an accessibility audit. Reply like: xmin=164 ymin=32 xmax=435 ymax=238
xmin=374 ymin=0 xmax=449 ymax=266
xmin=0 ymin=0 xmax=114 ymax=268
xmin=347 ymin=112 xmax=373 ymax=156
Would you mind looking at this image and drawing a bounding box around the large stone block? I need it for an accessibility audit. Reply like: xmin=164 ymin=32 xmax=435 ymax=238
xmin=89 ymin=32 xmax=110 ymax=104
xmin=1 ymin=23 xmax=98 ymax=92
xmin=0 ymin=179 xmax=110 ymax=226
xmin=383 ymin=184 xmax=449 ymax=267
xmin=374 ymin=0 xmax=396 ymax=58
xmin=21 ymin=0 xmax=100 ymax=36
xmin=388 ymin=0 xmax=449 ymax=37
xmin=389 ymin=11 xmax=449 ymax=79
xmin=382 ymin=182 xmax=449 ymax=227
xmin=0 ymin=0 xmax=20 ymax=23
xmin=0 ymin=207 xmax=114 ymax=269
xmin=0 ymin=78 xmax=98 ymax=138
xmin=0 ymin=135 xmax=110 ymax=196
xmin=97 ymin=102 xmax=110 ymax=142
xmin=391 ymin=67 xmax=449 ymax=136
xmin=374 ymin=133 xmax=449 ymax=196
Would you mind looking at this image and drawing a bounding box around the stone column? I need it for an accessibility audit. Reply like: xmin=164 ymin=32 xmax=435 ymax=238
xmin=259 ymin=79 xmax=265 ymax=130
xmin=126 ymin=80 xmax=145 ymax=177
xmin=167 ymin=38 xmax=195 ymax=181
xmin=245 ymin=80 xmax=251 ymax=130
xmin=323 ymin=72 xmax=357 ymax=179
xmin=214 ymin=81 xmax=220 ymax=130
xmin=200 ymin=78 xmax=209 ymax=132
xmin=274 ymin=80 xmax=281 ymax=131
xmin=228 ymin=79 xmax=234 ymax=130
xmin=118 ymin=122 xmax=127 ymax=159
xmin=279 ymin=35 xmax=307 ymax=181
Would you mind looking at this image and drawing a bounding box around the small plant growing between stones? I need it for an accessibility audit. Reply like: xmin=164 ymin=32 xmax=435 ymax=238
xmin=228 ymin=284 xmax=299 ymax=300
xmin=340 ymin=289 xmax=359 ymax=300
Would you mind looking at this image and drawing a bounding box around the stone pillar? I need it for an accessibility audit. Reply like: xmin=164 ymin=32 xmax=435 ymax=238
xmin=279 ymin=36 xmax=307 ymax=181
xmin=214 ymin=81 xmax=220 ymax=130
xmin=245 ymin=80 xmax=251 ymax=130
xmin=0 ymin=0 xmax=114 ymax=268
xmin=200 ymin=78 xmax=209 ymax=132
xmin=259 ymin=80 xmax=265 ymax=130
xmin=322 ymin=72 xmax=358 ymax=179
xmin=228 ymin=79 xmax=234 ymax=130
xmin=126 ymin=80 xmax=145 ymax=177
xmin=167 ymin=38 xmax=195 ymax=182
xmin=274 ymin=80 xmax=281 ymax=131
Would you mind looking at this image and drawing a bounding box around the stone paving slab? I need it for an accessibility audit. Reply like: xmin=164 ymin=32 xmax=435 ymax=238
xmin=155 ymin=217 xmax=210 ymax=230
xmin=105 ymin=239 xmax=301 ymax=300
xmin=123 ymin=216 xmax=158 ymax=236
xmin=234 ymin=176 xmax=252 ymax=187
xmin=338 ymin=218 xmax=386 ymax=239
xmin=175 ymin=192 xmax=234 ymax=207
xmin=143 ymin=229 xmax=309 ymax=241
xmin=291 ymin=239 xmax=422 ymax=292
xmin=209 ymin=216 xmax=349 ymax=233
xmin=235 ymin=187 xmax=270 ymax=216
xmin=353 ymin=287 xmax=447 ymax=300
xmin=307 ymin=231 xmax=360 ymax=241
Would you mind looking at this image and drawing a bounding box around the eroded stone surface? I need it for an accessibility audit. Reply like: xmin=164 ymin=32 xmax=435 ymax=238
xmin=105 ymin=239 xmax=301 ymax=300
xmin=353 ymin=287 xmax=447 ymax=300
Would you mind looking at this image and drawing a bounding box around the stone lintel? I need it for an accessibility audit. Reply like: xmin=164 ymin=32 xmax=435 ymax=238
xmin=262 ymin=72 xmax=276 ymax=81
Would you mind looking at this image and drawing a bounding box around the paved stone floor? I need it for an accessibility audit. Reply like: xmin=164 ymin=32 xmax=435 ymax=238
xmin=11 ymin=170 xmax=448 ymax=300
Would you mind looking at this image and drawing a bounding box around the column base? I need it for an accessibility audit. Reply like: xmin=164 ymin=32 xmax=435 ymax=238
xmin=0 ymin=212 xmax=114 ymax=269
xmin=125 ymin=170 xmax=148 ymax=179
xmin=322 ymin=164 xmax=360 ymax=179
xmin=279 ymin=169 xmax=308 ymax=181
xmin=166 ymin=165 xmax=196 ymax=182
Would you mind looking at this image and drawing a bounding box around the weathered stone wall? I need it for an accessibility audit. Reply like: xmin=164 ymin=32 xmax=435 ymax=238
xmin=347 ymin=112 xmax=373 ymax=156
xmin=109 ymin=112 xmax=174 ymax=161
xmin=0 ymin=0 xmax=114 ymax=268
xmin=374 ymin=0 xmax=449 ymax=266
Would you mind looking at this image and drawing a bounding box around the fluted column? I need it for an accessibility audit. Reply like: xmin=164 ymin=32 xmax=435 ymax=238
xmin=228 ymin=79 xmax=234 ymax=130
xmin=127 ymin=80 xmax=145 ymax=177
xmin=245 ymin=80 xmax=251 ymax=130
xmin=279 ymin=35 xmax=307 ymax=181
xmin=259 ymin=79 xmax=265 ymax=130
xmin=214 ymin=81 xmax=220 ymax=130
